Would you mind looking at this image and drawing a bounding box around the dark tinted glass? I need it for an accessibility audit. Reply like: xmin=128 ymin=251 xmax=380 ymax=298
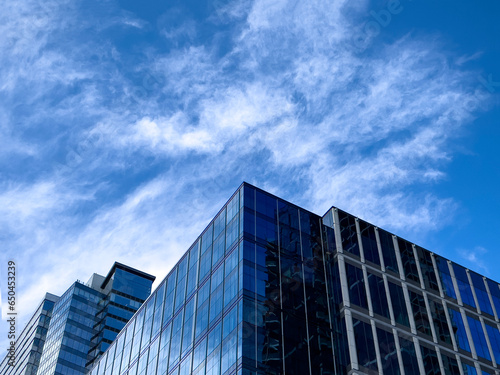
xmin=428 ymin=298 xmax=451 ymax=345
xmin=367 ymin=273 xmax=390 ymax=319
xmin=415 ymin=246 xmax=439 ymax=292
xmin=353 ymin=319 xmax=377 ymax=371
xmin=441 ymin=352 xmax=460 ymax=375
xmin=397 ymin=239 xmax=419 ymax=284
xmin=359 ymin=220 xmax=380 ymax=265
xmin=378 ymin=229 xmax=398 ymax=273
xmin=420 ymin=345 xmax=440 ymax=375
xmin=399 ymin=336 xmax=420 ymax=375
xmin=389 ymin=282 xmax=409 ymax=327
xmin=408 ymin=290 xmax=432 ymax=337
xmin=338 ymin=210 xmax=360 ymax=257
xmin=345 ymin=263 xmax=368 ymax=310
xmin=376 ymin=328 xmax=399 ymax=375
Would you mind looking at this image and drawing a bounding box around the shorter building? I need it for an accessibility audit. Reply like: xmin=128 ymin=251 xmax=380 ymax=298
xmin=0 ymin=293 xmax=58 ymax=375
xmin=1 ymin=262 xmax=155 ymax=375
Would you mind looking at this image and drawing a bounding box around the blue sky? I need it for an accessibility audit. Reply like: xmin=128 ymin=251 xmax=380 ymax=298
xmin=1 ymin=0 xmax=499 ymax=354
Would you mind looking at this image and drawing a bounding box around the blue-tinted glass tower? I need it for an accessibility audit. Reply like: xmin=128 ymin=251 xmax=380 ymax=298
xmin=1 ymin=262 xmax=155 ymax=375
xmin=24 ymin=183 xmax=500 ymax=375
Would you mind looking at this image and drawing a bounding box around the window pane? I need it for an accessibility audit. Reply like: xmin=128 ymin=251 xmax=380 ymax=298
xmin=467 ymin=316 xmax=490 ymax=361
xmin=399 ymin=336 xmax=420 ymax=375
xmin=376 ymin=328 xmax=399 ymax=375
xmin=338 ymin=211 xmax=360 ymax=257
xmin=470 ymin=272 xmax=493 ymax=316
xmin=448 ymin=307 xmax=470 ymax=352
xmin=420 ymin=345 xmax=440 ymax=375
xmin=415 ymin=246 xmax=439 ymax=292
xmin=441 ymin=352 xmax=459 ymax=375
xmin=428 ymin=298 xmax=451 ymax=345
xmin=484 ymin=322 xmax=500 ymax=364
xmin=435 ymin=257 xmax=456 ymax=299
xmin=378 ymin=228 xmax=398 ymax=273
xmin=353 ymin=319 xmax=377 ymax=371
xmin=408 ymin=290 xmax=432 ymax=337
xmin=398 ymin=239 xmax=419 ymax=284
xmin=389 ymin=282 xmax=409 ymax=327
xmin=345 ymin=263 xmax=368 ymax=310
xmin=367 ymin=273 xmax=390 ymax=319
xmin=453 ymin=264 xmax=476 ymax=308
xmin=359 ymin=220 xmax=380 ymax=265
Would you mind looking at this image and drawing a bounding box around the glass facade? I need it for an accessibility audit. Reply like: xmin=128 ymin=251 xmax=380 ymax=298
xmin=10 ymin=183 xmax=500 ymax=375
xmin=1 ymin=263 xmax=155 ymax=375
xmin=0 ymin=294 xmax=58 ymax=375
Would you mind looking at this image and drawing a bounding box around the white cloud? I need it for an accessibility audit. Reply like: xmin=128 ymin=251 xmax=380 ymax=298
xmin=460 ymin=246 xmax=489 ymax=275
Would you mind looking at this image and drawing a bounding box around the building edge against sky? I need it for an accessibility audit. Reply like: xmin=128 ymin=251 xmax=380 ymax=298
xmin=83 ymin=182 xmax=500 ymax=375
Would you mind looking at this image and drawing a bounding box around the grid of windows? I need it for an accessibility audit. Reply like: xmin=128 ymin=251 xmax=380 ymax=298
xmin=0 ymin=295 xmax=57 ymax=375
xmin=84 ymin=183 xmax=500 ymax=375
xmin=324 ymin=204 xmax=500 ymax=374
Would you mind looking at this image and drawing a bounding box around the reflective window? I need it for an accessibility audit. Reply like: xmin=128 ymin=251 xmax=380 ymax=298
xmin=367 ymin=273 xmax=390 ymax=319
xmin=338 ymin=210 xmax=360 ymax=257
xmin=399 ymin=337 xmax=420 ymax=375
xmin=169 ymin=309 xmax=184 ymax=369
xmin=221 ymin=331 xmax=237 ymax=374
xmin=199 ymin=248 xmax=212 ymax=283
xmin=179 ymin=353 xmax=192 ymax=375
xmin=186 ymin=244 xmax=199 ymax=297
xmin=227 ymin=192 xmax=240 ymax=222
xmin=192 ymin=337 xmax=207 ymax=373
xmin=453 ymin=265 xmax=476 ymax=308
xmin=389 ymin=282 xmax=410 ymax=327
xmin=470 ymin=272 xmax=493 ymax=316
xmin=486 ymin=279 xmax=500 ymax=317
xmin=213 ymin=209 xmax=226 ymax=240
xmin=256 ymin=216 xmax=277 ymax=244
xmin=419 ymin=344 xmax=440 ymax=375
xmin=462 ymin=361 xmax=477 ymax=375
xmin=376 ymin=328 xmax=399 ymax=375
xmin=243 ymin=184 xmax=255 ymax=210
xmin=212 ymin=233 xmax=225 ymax=267
xmin=467 ymin=316 xmax=491 ymax=361
xmin=441 ymin=352 xmax=459 ymax=375
xmin=398 ymin=239 xmax=420 ymax=284
xmin=353 ymin=319 xmax=377 ymax=371
xmin=484 ymin=322 xmax=500 ymax=364
xmin=345 ymin=263 xmax=368 ymax=310
xmin=359 ymin=220 xmax=380 ymax=265
xmin=448 ymin=307 xmax=470 ymax=352
xmin=415 ymin=246 xmax=439 ymax=292
xmin=408 ymin=290 xmax=432 ymax=337
xmin=435 ymin=257 xmax=456 ymax=299
xmin=428 ymin=298 xmax=451 ymax=345
xmin=181 ymin=298 xmax=195 ymax=355
xmin=202 ymin=224 xmax=213 ymax=255
xmin=378 ymin=228 xmax=399 ymax=273
xmin=255 ymin=190 xmax=277 ymax=219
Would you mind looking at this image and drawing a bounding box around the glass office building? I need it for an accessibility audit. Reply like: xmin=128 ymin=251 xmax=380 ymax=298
xmin=2 ymin=263 xmax=155 ymax=375
xmin=59 ymin=183 xmax=500 ymax=374
xmin=0 ymin=293 xmax=59 ymax=375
